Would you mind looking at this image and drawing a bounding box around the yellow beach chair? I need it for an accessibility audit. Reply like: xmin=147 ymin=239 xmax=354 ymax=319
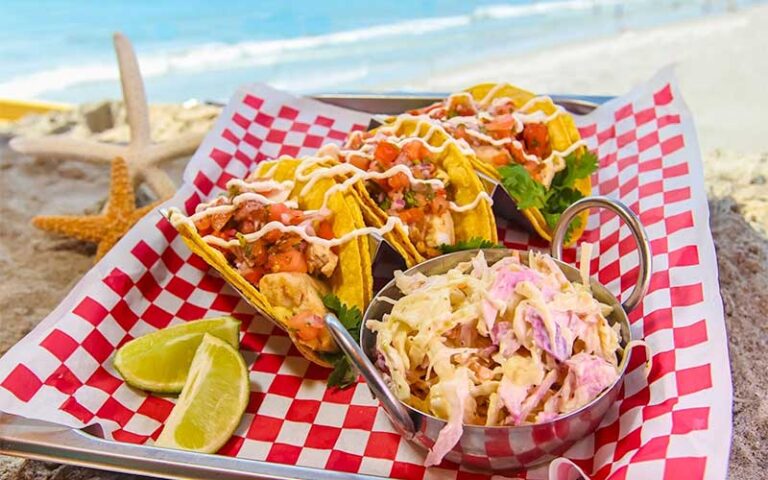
xmin=0 ymin=98 xmax=72 ymax=121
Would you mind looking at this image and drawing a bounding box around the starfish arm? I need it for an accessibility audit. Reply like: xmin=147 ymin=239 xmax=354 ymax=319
xmin=95 ymin=230 xmax=122 ymax=260
xmin=139 ymin=166 xmax=177 ymax=198
xmin=114 ymin=33 xmax=151 ymax=150
xmin=32 ymin=215 xmax=107 ymax=243
xmin=145 ymin=131 xmax=206 ymax=164
xmin=105 ymin=158 xmax=136 ymax=216
xmin=98 ymin=200 xmax=166 ymax=260
xmin=9 ymin=136 xmax=125 ymax=163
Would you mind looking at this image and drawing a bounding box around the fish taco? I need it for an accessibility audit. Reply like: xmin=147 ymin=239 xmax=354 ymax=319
xmin=166 ymin=158 xmax=373 ymax=382
xmin=410 ymin=83 xmax=597 ymax=244
xmin=312 ymin=116 xmax=498 ymax=265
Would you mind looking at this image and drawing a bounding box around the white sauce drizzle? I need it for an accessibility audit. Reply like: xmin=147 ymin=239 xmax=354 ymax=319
xmin=396 ymin=90 xmax=580 ymax=185
xmin=201 ymin=215 xmax=404 ymax=250
xmin=449 ymin=191 xmax=494 ymax=213
xmin=319 ymin=164 xmax=445 ymax=211
xmin=189 ymin=204 xmax=234 ymax=223
xmin=231 ymin=191 xmax=298 ymax=209
xmin=177 ymin=113 xmax=497 ymax=253
xmin=227 ymin=178 xmax=294 ymax=195
xmin=339 ymin=150 xmax=374 ymax=160
xmin=478 ymin=83 xmax=509 ymax=106
xmin=189 ymin=174 xmax=299 ymax=224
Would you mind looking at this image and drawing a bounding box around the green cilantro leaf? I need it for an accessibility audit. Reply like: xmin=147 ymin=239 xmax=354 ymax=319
xmin=551 ymin=150 xmax=598 ymax=191
xmin=543 ymin=187 xmax=583 ymax=228
xmin=227 ymin=184 xmax=241 ymax=198
xmin=424 ymin=184 xmax=435 ymax=201
xmin=326 ymin=355 xmax=358 ymax=388
xmin=497 ymin=150 xmax=597 ymax=240
xmin=321 ymin=294 xmax=363 ymax=389
xmin=497 ymin=164 xmax=547 ymax=209
xmin=379 ymin=197 xmax=391 ymax=211
xmin=322 ymin=294 xmax=362 ymax=344
xmin=542 ymin=212 xmax=583 ymax=244
xmin=438 ymin=237 xmax=504 ymax=254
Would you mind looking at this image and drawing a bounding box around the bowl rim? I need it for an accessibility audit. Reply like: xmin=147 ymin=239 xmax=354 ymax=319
xmin=361 ymin=247 xmax=633 ymax=431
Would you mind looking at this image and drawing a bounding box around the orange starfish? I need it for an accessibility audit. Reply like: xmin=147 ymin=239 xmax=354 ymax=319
xmin=32 ymin=157 xmax=165 ymax=260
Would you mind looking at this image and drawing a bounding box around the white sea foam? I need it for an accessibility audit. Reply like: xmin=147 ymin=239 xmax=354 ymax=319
xmin=475 ymin=0 xmax=623 ymax=19
xmin=0 ymin=0 xmax=639 ymax=99
xmin=0 ymin=13 xmax=471 ymax=98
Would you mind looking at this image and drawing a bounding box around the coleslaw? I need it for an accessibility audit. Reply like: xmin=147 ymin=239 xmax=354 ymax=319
xmin=367 ymin=250 xmax=623 ymax=466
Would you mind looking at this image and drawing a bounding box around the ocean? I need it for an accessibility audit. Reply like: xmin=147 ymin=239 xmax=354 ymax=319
xmin=0 ymin=0 xmax=762 ymax=103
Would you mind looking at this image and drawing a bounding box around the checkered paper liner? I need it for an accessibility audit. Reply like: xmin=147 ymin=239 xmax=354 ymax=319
xmin=0 ymin=69 xmax=731 ymax=480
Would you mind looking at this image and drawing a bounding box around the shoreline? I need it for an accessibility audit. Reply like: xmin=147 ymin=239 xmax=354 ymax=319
xmin=394 ymin=3 xmax=768 ymax=153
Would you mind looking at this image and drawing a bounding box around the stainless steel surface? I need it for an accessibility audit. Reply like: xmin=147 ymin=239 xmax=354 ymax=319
xmin=360 ymin=248 xmax=638 ymax=471
xmin=0 ymin=92 xmax=607 ymax=479
xmin=0 ymin=414 xmax=382 ymax=480
xmin=551 ymin=196 xmax=652 ymax=312
xmin=312 ymin=93 xmax=603 ymax=115
xmin=325 ymin=314 xmax=417 ymax=437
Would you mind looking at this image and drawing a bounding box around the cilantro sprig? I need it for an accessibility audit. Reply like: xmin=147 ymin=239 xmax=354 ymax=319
xmin=438 ymin=237 xmax=504 ymax=254
xmin=497 ymin=164 xmax=547 ymax=210
xmin=322 ymin=294 xmax=363 ymax=388
xmin=552 ymin=150 xmax=598 ymax=191
xmin=498 ymin=150 xmax=597 ymax=237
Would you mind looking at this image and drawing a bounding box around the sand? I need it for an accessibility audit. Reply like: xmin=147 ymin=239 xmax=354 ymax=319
xmin=400 ymin=4 xmax=768 ymax=154
xmin=1 ymin=5 xmax=767 ymax=479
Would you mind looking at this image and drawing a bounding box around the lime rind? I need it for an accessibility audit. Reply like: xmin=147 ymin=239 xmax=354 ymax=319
xmin=113 ymin=316 xmax=240 ymax=393
xmin=155 ymin=333 xmax=249 ymax=453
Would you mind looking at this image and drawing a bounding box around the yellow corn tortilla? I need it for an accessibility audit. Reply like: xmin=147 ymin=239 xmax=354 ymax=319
xmin=463 ymin=83 xmax=591 ymax=246
xmin=255 ymin=158 xmax=372 ymax=311
xmin=353 ymin=117 xmax=497 ymax=263
xmin=169 ymin=158 xmax=373 ymax=368
xmin=352 ymin=182 xmax=425 ymax=268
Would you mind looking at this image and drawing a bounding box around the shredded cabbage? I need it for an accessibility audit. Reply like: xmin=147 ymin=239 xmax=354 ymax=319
xmin=372 ymin=251 xmax=623 ymax=465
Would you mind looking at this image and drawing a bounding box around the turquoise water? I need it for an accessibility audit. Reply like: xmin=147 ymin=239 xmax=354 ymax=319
xmin=0 ymin=0 xmax=761 ymax=102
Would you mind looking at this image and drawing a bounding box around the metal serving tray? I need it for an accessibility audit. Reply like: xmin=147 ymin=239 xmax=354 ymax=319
xmin=0 ymin=93 xmax=606 ymax=480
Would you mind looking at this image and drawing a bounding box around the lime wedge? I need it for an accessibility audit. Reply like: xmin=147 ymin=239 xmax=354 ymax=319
xmin=155 ymin=333 xmax=249 ymax=453
xmin=113 ymin=316 xmax=240 ymax=393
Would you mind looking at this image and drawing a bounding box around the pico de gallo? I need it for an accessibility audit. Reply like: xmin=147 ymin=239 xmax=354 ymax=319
xmin=191 ymin=183 xmax=339 ymax=287
xmin=409 ymin=87 xmax=598 ymax=237
xmin=183 ymin=174 xmax=347 ymax=357
xmin=339 ymin=129 xmax=456 ymax=257
xmin=411 ymin=93 xmax=554 ymax=184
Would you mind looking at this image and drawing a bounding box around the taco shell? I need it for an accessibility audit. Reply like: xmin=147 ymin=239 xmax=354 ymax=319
xmin=353 ymin=117 xmax=497 ymax=264
xmin=169 ymin=157 xmax=373 ymax=368
xmin=463 ymin=83 xmax=591 ymax=245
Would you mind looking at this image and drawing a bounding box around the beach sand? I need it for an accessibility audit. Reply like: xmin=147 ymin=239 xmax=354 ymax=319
xmin=1 ymin=5 xmax=767 ymax=480
xmin=401 ymin=4 xmax=768 ymax=154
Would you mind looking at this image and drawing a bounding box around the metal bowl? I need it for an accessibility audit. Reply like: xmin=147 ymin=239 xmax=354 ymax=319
xmin=326 ymin=196 xmax=651 ymax=471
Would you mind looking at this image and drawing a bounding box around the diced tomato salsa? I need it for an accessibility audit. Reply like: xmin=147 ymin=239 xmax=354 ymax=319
xmin=193 ymin=185 xmax=338 ymax=286
xmin=409 ymin=94 xmax=553 ymax=181
xmin=339 ymin=133 xmax=450 ymax=224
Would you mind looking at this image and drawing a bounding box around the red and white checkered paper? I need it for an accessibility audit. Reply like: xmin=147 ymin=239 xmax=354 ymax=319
xmin=0 ymin=69 xmax=731 ymax=480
